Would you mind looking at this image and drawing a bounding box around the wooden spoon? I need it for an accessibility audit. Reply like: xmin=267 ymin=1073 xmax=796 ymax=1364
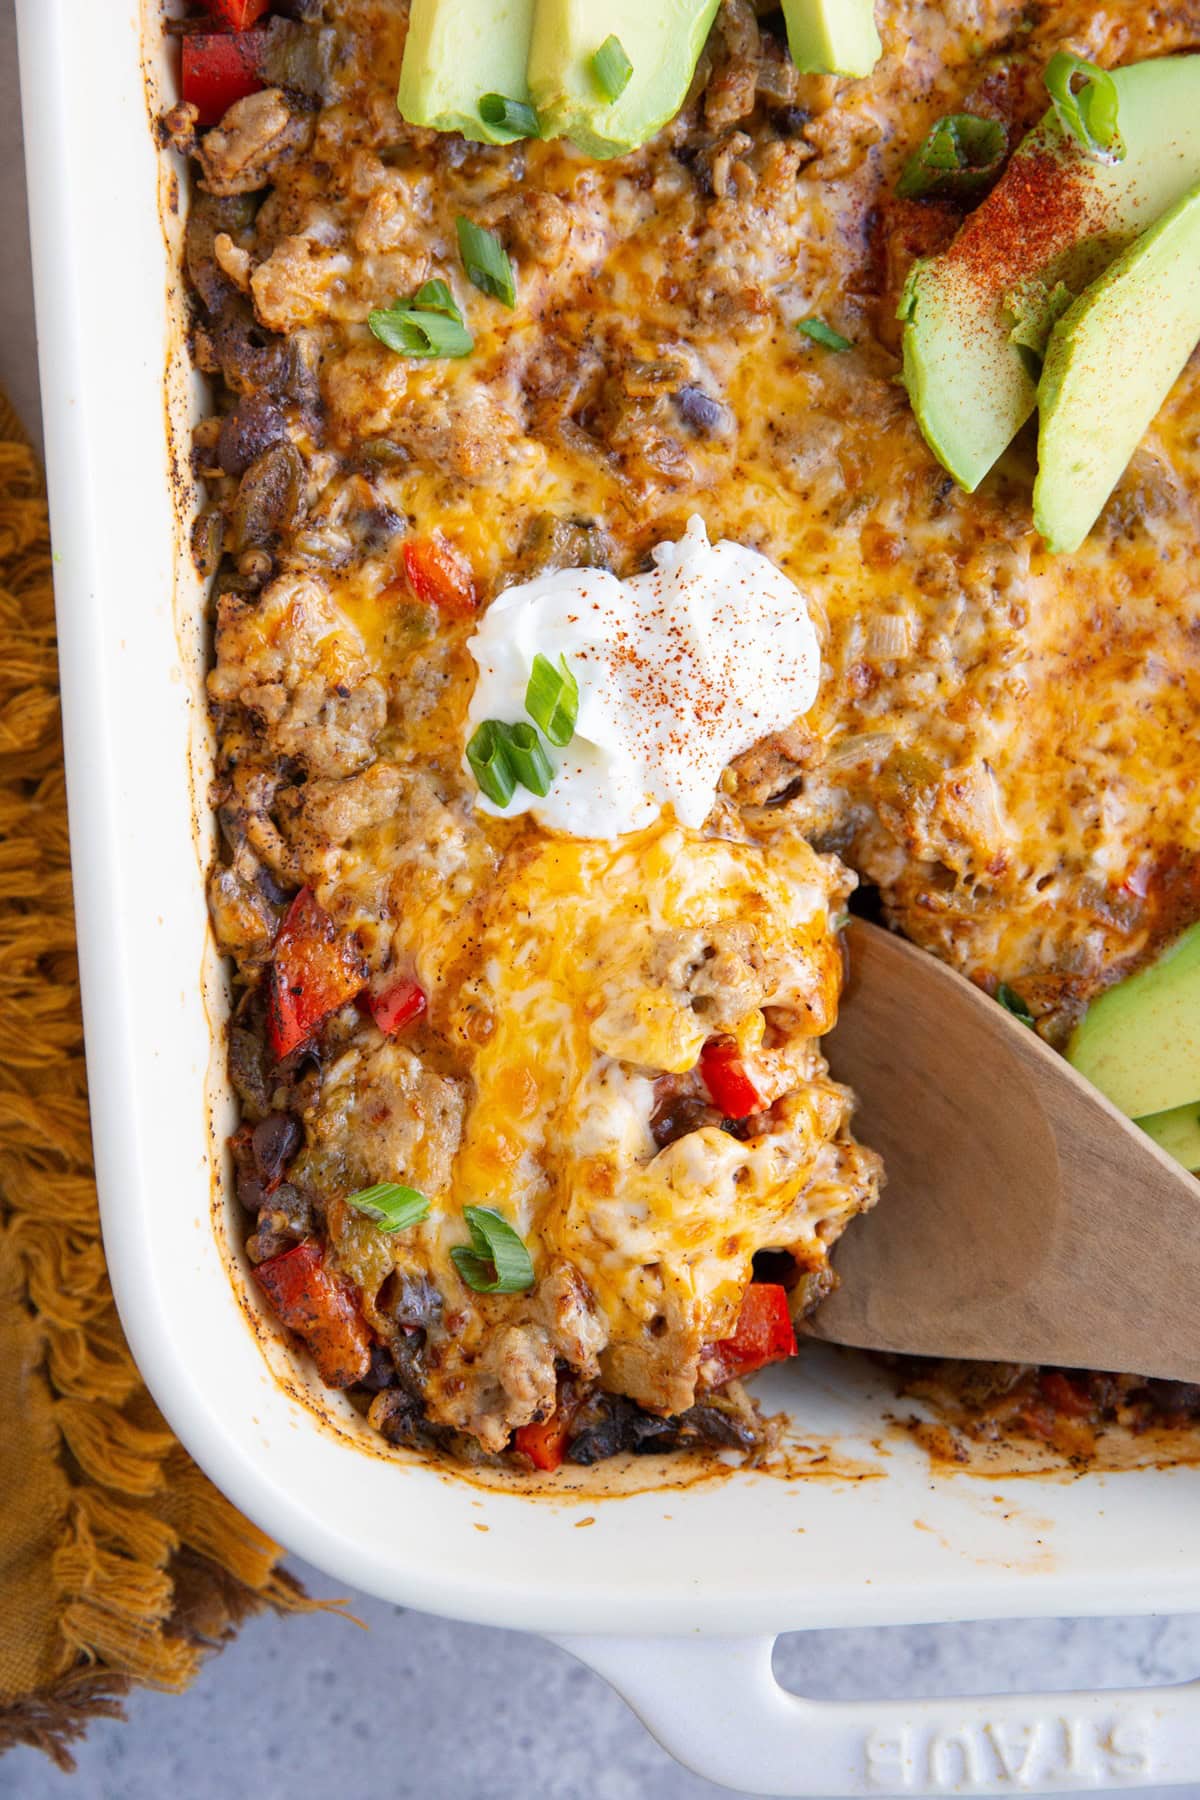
xmin=806 ymin=919 xmax=1200 ymax=1380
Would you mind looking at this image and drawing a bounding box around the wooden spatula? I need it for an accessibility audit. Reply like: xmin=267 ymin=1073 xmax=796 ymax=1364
xmin=807 ymin=919 xmax=1200 ymax=1380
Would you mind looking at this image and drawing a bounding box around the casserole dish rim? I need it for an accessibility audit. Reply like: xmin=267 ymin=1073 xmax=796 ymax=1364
xmin=16 ymin=0 xmax=1200 ymax=1649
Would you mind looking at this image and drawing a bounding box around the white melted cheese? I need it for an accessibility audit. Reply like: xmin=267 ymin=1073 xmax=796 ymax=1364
xmin=464 ymin=516 xmax=821 ymax=837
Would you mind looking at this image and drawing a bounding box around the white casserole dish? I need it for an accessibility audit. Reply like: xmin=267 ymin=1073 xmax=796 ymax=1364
xmin=16 ymin=1 xmax=1200 ymax=1791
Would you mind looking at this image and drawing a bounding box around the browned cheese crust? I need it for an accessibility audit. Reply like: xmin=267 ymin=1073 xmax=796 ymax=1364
xmin=188 ymin=0 xmax=1200 ymax=1465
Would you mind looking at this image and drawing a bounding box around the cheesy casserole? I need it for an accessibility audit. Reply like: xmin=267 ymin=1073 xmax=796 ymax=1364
xmin=171 ymin=0 xmax=1200 ymax=1469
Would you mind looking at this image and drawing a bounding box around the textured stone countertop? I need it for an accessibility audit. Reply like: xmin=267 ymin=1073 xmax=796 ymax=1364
xmin=2 ymin=5 xmax=1200 ymax=1795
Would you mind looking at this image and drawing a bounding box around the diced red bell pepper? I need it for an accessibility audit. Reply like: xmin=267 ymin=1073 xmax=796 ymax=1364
xmin=252 ymin=1240 xmax=372 ymax=1388
xmin=368 ymin=978 xmax=427 ymax=1037
xmin=402 ymin=532 xmax=478 ymax=618
xmin=698 ymin=1036 xmax=763 ymax=1121
xmin=514 ymin=1410 xmax=574 ymax=1472
xmin=202 ymin=0 xmax=271 ymax=28
xmin=267 ymin=888 xmax=367 ymax=1060
xmin=181 ymin=29 xmax=267 ymax=129
xmin=702 ymin=1282 xmax=797 ymax=1387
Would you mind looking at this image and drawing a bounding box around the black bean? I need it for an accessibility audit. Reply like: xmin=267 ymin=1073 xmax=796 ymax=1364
xmin=650 ymin=1092 xmax=724 ymax=1149
xmin=628 ymin=1411 xmax=679 ymax=1454
xmin=256 ymin=1182 xmax=312 ymax=1240
xmin=218 ymin=395 xmax=288 ymax=478
xmin=673 ymin=1403 xmax=758 ymax=1452
xmin=395 ymin=1271 xmax=443 ymax=1331
xmin=354 ymin=504 xmax=405 ymax=555
xmin=1143 ymin=1379 xmax=1200 ymax=1416
xmin=237 ymin=1172 xmax=267 ymax=1213
xmin=773 ymin=105 xmax=810 ymax=138
xmin=256 ymin=864 xmax=292 ymax=906
xmin=672 ymin=385 xmax=724 ymax=435
xmin=259 ymin=19 xmax=339 ymax=103
xmin=231 ymin=441 xmax=305 ymax=550
xmin=207 ymin=298 xmax=320 ymax=406
xmin=567 ymin=1395 xmax=674 ymax=1463
xmin=251 ymin=1112 xmax=301 ymax=1185
xmin=185 ymin=193 xmax=257 ymax=315
xmin=358 ymin=1343 xmax=397 ymax=1392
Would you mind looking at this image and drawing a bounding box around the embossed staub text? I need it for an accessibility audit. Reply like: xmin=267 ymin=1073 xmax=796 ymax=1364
xmin=864 ymin=1713 xmax=1155 ymax=1789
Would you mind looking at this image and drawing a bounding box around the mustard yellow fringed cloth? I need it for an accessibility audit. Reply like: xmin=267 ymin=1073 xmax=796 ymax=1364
xmin=0 ymin=392 xmax=319 ymax=1770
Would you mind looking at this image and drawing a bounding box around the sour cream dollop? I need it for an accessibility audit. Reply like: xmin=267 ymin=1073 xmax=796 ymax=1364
xmin=464 ymin=516 xmax=821 ymax=838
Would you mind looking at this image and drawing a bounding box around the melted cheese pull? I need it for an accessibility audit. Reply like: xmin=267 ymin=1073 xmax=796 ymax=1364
xmin=464 ymin=516 xmax=821 ymax=837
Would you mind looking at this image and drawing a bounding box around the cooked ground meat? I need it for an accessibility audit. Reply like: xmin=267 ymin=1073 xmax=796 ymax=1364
xmin=178 ymin=0 xmax=1200 ymax=1472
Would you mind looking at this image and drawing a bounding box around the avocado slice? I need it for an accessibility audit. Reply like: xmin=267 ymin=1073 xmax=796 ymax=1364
xmin=527 ymin=0 xmax=720 ymax=160
xmin=1138 ymin=1103 xmax=1200 ymax=1173
xmin=782 ymin=0 xmax=881 ymax=78
xmin=398 ymin=0 xmax=536 ymax=145
xmin=900 ymin=55 xmax=1200 ymax=492
xmin=1067 ymin=923 xmax=1200 ymax=1120
xmin=1034 ymin=181 xmax=1200 ymax=552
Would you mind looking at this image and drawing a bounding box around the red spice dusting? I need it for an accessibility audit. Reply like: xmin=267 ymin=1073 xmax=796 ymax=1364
xmin=944 ymin=142 xmax=1102 ymax=298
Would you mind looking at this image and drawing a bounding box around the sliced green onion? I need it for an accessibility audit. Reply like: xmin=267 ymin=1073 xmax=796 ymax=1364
xmin=525 ymin=652 xmax=579 ymax=747
xmin=797 ymin=317 xmax=853 ymax=352
xmin=467 ymin=720 xmax=517 ymax=806
xmin=456 ymin=216 xmax=516 ymax=309
xmin=505 ymin=721 xmax=553 ymax=797
xmin=346 ymin=1182 xmax=431 ymax=1233
xmin=450 ymin=1205 xmax=535 ymax=1294
xmin=896 ymin=113 xmax=1008 ymax=201
xmin=407 ymin=278 xmax=461 ymax=318
xmin=369 ymin=281 xmax=473 ymax=359
xmin=592 ymin=35 xmax=633 ymax=103
xmin=996 ymin=983 xmax=1035 ymax=1028
xmin=1044 ymin=52 xmax=1124 ymax=163
xmin=479 ymin=92 xmax=540 ymax=139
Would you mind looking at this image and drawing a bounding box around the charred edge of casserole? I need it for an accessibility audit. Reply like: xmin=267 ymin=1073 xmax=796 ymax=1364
xmin=886 ymin=1358 xmax=1200 ymax=1459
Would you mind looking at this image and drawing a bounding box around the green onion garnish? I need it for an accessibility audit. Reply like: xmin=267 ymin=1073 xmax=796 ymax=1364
xmin=456 ymin=216 xmax=517 ymax=309
xmin=592 ymin=35 xmax=633 ymax=103
xmin=368 ymin=280 xmax=473 ymax=359
xmin=896 ymin=113 xmax=1008 ymax=201
xmin=996 ymin=983 xmax=1035 ymax=1028
xmin=1044 ymin=52 xmax=1124 ymax=163
xmin=467 ymin=719 xmax=517 ymax=806
xmin=525 ymin=652 xmax=579 ymax=747
xmin=797 ymin=317 xmax=853 ymax=352
xmin=505 ymin=721 xmax=553 ymax=797
xmin=408 ymin=279 xmax=459 ymax=317
xmin=346 ymin=1182 xmax=431 ymax=1232
xmin=479 ymin=92 xmax=540 ymax=139
xmin=450 ymin=1205 xmax=535 ymax=1294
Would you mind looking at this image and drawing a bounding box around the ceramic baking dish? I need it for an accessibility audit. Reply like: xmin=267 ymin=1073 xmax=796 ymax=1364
xmin=16 ymin=1 xmax=1200 ymax=1791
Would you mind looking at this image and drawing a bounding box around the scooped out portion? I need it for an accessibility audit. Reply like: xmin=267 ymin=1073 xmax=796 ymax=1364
xmin=304 ymin=820 xmax=880 ymax=1456
xmin=230 ymin=769 xmax=881 ymax=1464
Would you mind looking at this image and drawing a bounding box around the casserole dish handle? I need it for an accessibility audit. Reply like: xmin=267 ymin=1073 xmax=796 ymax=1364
xmin=553 ymin=1633 xmax=1200 ymax=1797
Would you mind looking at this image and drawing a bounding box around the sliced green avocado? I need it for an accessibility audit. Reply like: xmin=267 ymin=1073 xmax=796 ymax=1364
xmin=398 ymin=0 xmax=536 ymax=145
xmin=900 ymin=55 xmax=1200 ymax=492
xmin=527 ymin=0 xmax=720 ymax=159
xmin=1067 ymin=922 xmax=1200 ymax=1120
xmin=1138 ymin=1103 xmax=1200 ymax=1173
xmin=782 ymin=0 xmax=881 ymax=78
xmin=1035 ymin=180 xmax=1200 ymax=552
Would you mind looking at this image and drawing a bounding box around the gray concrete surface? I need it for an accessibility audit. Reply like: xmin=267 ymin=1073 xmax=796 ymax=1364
xmin=3 ymin=3 xmax=1200 ymax=1795
xmin=6 ymin=1579 xmax=1200 ymax=1799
